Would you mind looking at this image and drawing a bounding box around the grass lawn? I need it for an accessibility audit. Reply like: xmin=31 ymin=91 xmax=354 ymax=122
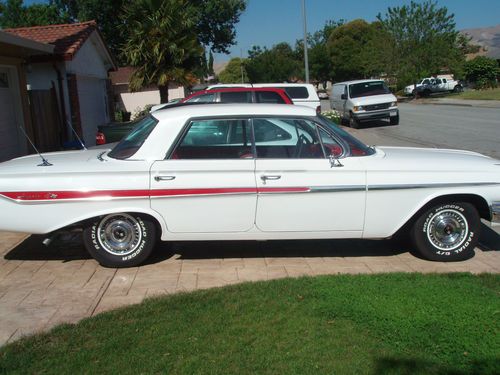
xmin=1 ymin=273 xmax=499 ymax=374
xmin=456 ymin=87 xmax=500 ymax=100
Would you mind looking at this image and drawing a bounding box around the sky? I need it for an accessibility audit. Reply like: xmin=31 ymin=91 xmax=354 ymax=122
xmin=215 ymin=0 xmax=500 ymax=62
xmin=23 ymin=0 xmax=500 ymax=63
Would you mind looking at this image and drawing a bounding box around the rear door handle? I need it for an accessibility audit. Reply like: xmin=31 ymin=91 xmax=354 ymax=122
xmin=154 ymin=175 xmax=176 ymax=181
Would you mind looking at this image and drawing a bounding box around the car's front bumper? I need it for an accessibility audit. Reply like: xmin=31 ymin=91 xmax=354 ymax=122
xmin=491 ymin=202 xmax=500 ymax=224
xmin=353 ymin=108 xmax=399 ymax=122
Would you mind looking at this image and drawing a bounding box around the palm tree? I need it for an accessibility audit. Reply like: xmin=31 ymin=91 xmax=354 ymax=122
xmin=121 ymin=0 xmax=204 ymax=102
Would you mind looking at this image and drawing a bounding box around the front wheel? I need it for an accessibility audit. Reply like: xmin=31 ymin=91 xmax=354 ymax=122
xmin=410 ymin=202 xmax=480 ymax=261
xmin=389 ymin=114 xmax=399 ymax=125
xmin=349 ymin=113 xmax=360 ymax=129
xmin=83 ymin=213 xmax=156 ymax=268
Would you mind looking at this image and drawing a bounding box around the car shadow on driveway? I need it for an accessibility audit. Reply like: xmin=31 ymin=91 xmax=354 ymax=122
xmin=4 ymin=222 xmax=498 ymax=265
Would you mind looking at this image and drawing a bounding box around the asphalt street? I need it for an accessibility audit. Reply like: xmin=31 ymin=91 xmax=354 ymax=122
xmin=329 ymin=102 xmax=500 ymax=160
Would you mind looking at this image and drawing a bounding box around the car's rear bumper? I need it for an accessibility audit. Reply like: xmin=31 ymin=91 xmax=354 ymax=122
xmin=491 ymin=202 xmax=500 ymax=224
xmin=354 ymin=108 xmax=399 ymax=122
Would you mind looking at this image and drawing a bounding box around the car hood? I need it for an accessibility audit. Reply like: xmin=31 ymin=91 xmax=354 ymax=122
xmin=351 ymin=94 xmax=397 ymax=106
xmin=0 ymin=148 xmax=113 ymax=174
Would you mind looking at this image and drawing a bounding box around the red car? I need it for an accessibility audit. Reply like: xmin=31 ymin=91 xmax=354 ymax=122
xmin=152 ymin=87 xmax=293 ymax=111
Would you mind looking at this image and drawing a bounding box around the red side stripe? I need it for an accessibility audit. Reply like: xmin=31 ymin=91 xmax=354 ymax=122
xmin=0 ymin=187 xmax=310 ymax=201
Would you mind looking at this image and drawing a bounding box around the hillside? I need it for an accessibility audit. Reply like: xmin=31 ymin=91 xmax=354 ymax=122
xmin=461 ymin=24 xmax=500 ymax=59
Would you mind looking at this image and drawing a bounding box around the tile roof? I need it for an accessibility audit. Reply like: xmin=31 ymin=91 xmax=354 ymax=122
xmin=4 ymin=21 xmax=97 ymax=60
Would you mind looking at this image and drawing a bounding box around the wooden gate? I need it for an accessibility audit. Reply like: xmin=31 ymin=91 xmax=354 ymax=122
xmin=28 ymin=84 xmax=63 ymax=152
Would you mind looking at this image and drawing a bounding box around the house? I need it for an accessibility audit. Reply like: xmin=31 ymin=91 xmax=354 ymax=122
xmin=0 ymin=30 xmax=54 ymax=162
xmin=5 ymin=21 xmax=117 ymax=148
xmin=110 ymin=67 xmax=186 ymax=116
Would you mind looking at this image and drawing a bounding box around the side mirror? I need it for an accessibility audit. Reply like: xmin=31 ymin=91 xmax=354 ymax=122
xmin=340 ymin=94 xmax=347 ymax=100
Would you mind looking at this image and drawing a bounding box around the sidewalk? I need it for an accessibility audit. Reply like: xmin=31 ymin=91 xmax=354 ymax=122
xmin=1 ymin=229 xmax=499 ymax=347
xmin=403 ymin=97 xmax=500 ymax=108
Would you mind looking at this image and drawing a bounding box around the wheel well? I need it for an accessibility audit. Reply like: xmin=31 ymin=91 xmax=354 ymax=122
xmin=394 ymin=194 xmax=490 ymax=237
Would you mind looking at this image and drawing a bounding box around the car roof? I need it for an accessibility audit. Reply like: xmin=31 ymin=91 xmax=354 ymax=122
xmin=184 ymin=87 xmax=292 ymax=101
xmin=334 ymin=79 xmax=385 ymax=85
xmin=151 ymin=103 xmax=316 ymax=121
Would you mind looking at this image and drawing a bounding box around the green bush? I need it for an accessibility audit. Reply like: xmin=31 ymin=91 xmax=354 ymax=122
xmin=464 ymin=56 xmax=499 ymax=89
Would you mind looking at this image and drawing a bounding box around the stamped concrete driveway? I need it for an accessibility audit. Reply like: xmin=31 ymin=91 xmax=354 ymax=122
xmin=1 ymin=224 xmax=499 ymax=346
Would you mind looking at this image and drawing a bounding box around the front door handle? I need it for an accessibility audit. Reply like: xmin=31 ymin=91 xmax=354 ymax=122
xmin=260 ymin=175 xmax=281 ymax=184
xmin=154 ymin=175 xmax=176 ymax=181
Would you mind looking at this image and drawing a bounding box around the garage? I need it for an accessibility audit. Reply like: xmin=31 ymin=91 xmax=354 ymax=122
xmin=0 ymin=67 xmax=22 ymax=162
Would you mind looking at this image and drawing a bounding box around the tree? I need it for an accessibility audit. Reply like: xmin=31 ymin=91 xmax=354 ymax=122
xmin=53 ymin=0 xmax=245 ymax=64
xmin=0 ymin=0 xmax=68 ymax=28
xmin=464 ymin=56 xmax=499 ymax=89
xmin=121 ymin=0 xmax=204 ymax=103
xmin=326 ymin=19 xmax=392 ymax=82
xmin=377 ymin=0 xmax=462 ymax=87
xmin=208 ymin=51 xmax=215 ymax=76
xmin=218 ymin=57 xmax=248 ymax=83
xmin=246 ymin=43 xmax=301 ymax=83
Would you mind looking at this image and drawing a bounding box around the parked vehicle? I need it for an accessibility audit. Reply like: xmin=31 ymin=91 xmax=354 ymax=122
xmin=151 ymin=87 xmax=292 ymax=112
xmin=207 ymin=83 xmax=322 ymax=113
xmin=317 ymin=89 xmax=329 ymax=99
xmin=404 ymin=76 xmax=463 ymax=96
xmin=97 ymin=88 xmax=292 ymax=144
xmin=1 ymin=104 xmax=498 ymax=268
xmin=330 ymin=80 xmax=399 ymax=128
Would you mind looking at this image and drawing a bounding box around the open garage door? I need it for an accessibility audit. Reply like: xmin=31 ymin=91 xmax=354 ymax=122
xmin=0 ymin=68 xmax=22 ymax=162
xmin=77 ymin=76 xmax=109 ymax=147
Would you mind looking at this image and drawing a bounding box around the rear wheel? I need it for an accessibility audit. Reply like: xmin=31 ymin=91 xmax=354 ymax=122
xmin=453 ymin=85 xmax=463 ymax=93
xmin=83 ymin=213 xmax=156 ymax=268
xmin=410 ymin=202 xmax=480 ymax=261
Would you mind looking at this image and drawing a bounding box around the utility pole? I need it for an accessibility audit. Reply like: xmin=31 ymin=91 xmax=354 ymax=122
xmin=302 ymin=0 xmax=309 ymax=83
xmin=240 ymin=48 xmax=244 ymax=83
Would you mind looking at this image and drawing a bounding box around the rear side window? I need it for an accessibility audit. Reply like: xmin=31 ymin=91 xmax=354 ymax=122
xmin=275 ymin=86 xmax=309 ymax=99
xmin=186 ymin=93 xmax=215 ymax=103
xmin=108 ymin=116 xmax=158 ymax=159
xmin=255 ymin=91 xmax=286 ymax=104
xmin=219 ymin=91 xmax=252 ymax=103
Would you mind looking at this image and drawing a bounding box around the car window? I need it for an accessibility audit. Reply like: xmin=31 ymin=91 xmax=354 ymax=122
xmin=275 ymin=86 xmax=309 ymax=99
xmin=442 ymin=78 xmax=447 ymax=83
xmin=172 ymin=119 xmax=252 ymax=159
xmin=253 ymin=118 xmax=324 ymax=159
xmin=349 ymin=81 xmax=391 ymax=98
xmin=423 ymin=79 xmax=430 ymax=84
xmin=108 ymin=116 xmax=158 ymax=159
xmin=255 ymin=91 xmax=286 ymax=104
xmin=219 ymin=91 xmax=252 ymax=103
xmin=186 ymin=93 xmax=215 ymax=103
xmin=435 ymin=78 xmax=442 ymax=84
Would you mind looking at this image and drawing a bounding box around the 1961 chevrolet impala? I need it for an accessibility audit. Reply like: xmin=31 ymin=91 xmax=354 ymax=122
xmin=0 ymin=104 xmax=498 ymax=267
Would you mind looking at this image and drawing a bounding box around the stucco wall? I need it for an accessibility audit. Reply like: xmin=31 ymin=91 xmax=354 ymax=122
xmin=119 ymin=85 xmax=185 ymax=114
xmin=66 ymin=32 xmax=109 ymax=79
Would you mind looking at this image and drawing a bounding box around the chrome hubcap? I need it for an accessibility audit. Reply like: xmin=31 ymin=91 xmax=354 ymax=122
xmin=426 ymin=209 xmax=468 ymax=251
xmin=97 ymin=214 xmax=142 ymax=256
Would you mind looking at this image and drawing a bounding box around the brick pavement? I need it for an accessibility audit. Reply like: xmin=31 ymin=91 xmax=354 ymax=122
xmin=1 ymin=226 xmax=499 ymax=346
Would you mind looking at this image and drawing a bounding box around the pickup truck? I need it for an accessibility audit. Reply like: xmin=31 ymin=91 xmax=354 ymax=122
xmin=404 ymin=77 xmax=463 ymax=96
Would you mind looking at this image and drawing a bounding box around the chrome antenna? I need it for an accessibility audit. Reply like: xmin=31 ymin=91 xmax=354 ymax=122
xmin=67 ymin=120 xmax=87 ymax=150
xmin=18 ymin=126 xmax=52 ymax=166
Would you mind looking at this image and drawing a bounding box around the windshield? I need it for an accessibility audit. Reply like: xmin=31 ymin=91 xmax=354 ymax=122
xmin=108 ymin=116 xmax=158 ymax=159
xmin=317 ymin=115 xmax=375 ymax=156
xmin=349 ymin=81 xmax=391 ymax=98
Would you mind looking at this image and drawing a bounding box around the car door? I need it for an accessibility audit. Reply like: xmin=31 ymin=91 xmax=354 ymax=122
xmin=253 ymin=117 xmax=366 ymax=232
xmin=150 ymin=118 xmax=257 ymax=233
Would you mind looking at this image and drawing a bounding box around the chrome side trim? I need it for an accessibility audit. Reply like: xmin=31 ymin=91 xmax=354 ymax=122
xmin=491 ymin=202 xmax=500 ymax=223
xmin=368 ymin=182 xmax=500 ymax=191
xmin=308 ymin=185 xmax=366 ymax=193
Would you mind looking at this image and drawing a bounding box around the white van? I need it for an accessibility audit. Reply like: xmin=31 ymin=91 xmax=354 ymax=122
xmin=330 ymin=80 xmax=399 ymax=128
xmin=207 ymin=83 xmax=321 ymax=113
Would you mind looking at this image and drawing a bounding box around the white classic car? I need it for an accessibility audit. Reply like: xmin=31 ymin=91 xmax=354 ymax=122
xmin=0 ymin=104 xmax=498 ymax=267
